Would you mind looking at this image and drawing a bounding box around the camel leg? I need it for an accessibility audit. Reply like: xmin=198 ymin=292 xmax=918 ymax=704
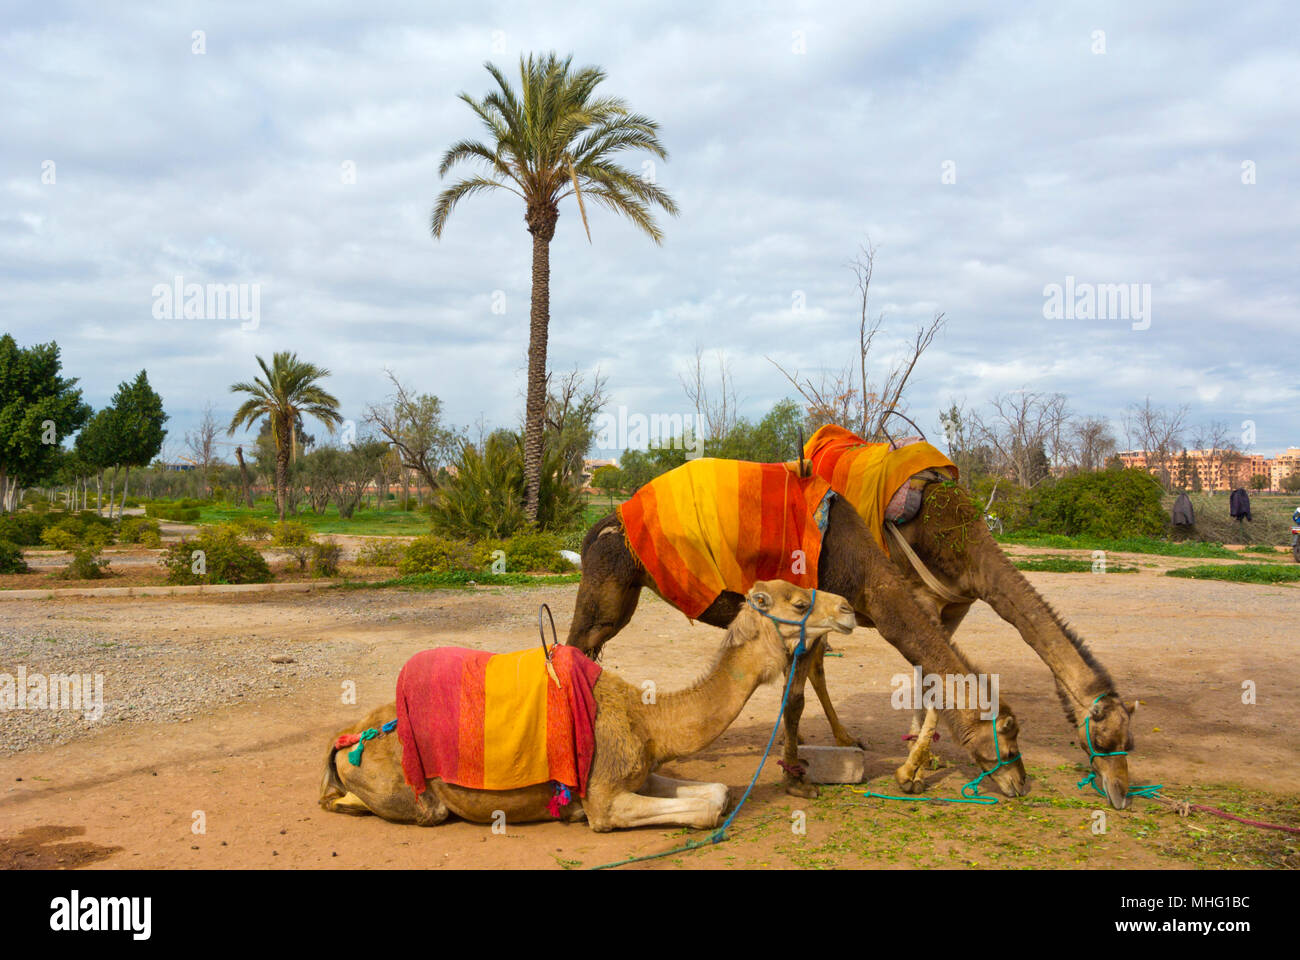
xmin=808 ymin=649 xmax=864 ymax=748
xmin=641 ymin=773 xmax=730 ymax=812
xmin=781 ymin=653 xmax=819 ymax=799
xmin=895 ymin=708 xmax=938 ymax=794
xmin=595 ymin=791 xmax=725 ymax=831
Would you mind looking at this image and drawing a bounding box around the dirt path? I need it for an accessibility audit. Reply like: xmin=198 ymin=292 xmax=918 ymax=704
xmin=1 ymin=571 xmax=1297 ymax=869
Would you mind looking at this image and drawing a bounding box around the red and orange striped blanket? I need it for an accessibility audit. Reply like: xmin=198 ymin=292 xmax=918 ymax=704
xmin=618 ymin=458 xmax=834 ymax=619
xmin=803 ymin=424 xmax=958 ymax=555
xmin=395 ymin=645 xmax=602 ymax=797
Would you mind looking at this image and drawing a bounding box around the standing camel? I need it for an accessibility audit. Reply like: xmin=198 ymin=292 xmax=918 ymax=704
xmin=321 ymin=581 xmax=856 ymax=832
xmin=566 ymin=459 xmax=1028 ymax=802
xmin=802 ymin=425 xmax=1138 ymax=809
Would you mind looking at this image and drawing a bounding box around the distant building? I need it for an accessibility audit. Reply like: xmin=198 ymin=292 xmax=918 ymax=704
xmin=1118 ymin=448 xmax=1296 ymax=491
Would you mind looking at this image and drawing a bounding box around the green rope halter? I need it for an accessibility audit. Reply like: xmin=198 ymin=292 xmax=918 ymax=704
xmin=855 ymin=713 xmax=1020 ymax=806
xmin=1076 ymin=693 xmax=1161 ymax=800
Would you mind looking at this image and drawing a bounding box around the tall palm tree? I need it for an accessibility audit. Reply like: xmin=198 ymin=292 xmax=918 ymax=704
xmin=228 ymin=352 xmax=343 ymax=520
xmin=432 ymin=52 xmax=677 ymax=524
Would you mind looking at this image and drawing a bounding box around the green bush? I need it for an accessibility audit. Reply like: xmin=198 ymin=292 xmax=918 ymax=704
xmin=0 ymin=513 xmax=53 ymax=546
xmin=161 ymin=525 xmax=272 ymax=585
xmin=144 ymin=503 xmax=202 ymax=522
xmin=356 ymin=539 xmax=408 ymax=566
xmin=40 ymin=527 xmax=78 ymax=551
xmin=310 ymin=539 xmax=342 ymax=578
xmin=398 ymin=534 xmax=476 ymax=575
xmin=1031 ymin=470 xmax=1167 ymax=539
xmin=232 ymin=516 xmax=274 ymax=540
xmin=272 ymin=520 xmax=315 ymax=570
xmin=501 ymin=532 xmax=575 ymax=573
xmin=117 ymin=516 xmax=161 ymax=544
xmin=54 ymin=547 xmax=110 ymax=580
xmin=0 ymin=540 xmax=28 ymax=574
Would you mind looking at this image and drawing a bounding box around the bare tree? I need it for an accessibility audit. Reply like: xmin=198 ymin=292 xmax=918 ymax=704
xmin=679 ymin=347 xmax=738 ymax=443
xmin=770 ymin=242 xmax=945 ymax=440
xmin=1192 ymin=420 xmax=1241 ymax=494
xmin=1070 ymin=416 xmax=1118 ymax=472
xmin=971 ymin=390 xmax=1068 ymax=487
xmin=184 ymin=402 xmax=221 ymax=497
xmin=365 ymin=371 xmax=463 ymax=494
xmin=1123 ymin=398 xmax=1188 ymax=490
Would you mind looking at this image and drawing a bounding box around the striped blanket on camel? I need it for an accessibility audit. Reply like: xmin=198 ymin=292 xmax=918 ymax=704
xmin=618 ymin=457 xmax=834 ymax=620
xmin=395 ymin=644 xmax=602 ymax=797
xmin=802 ymin=424 xmax=958 ymax=556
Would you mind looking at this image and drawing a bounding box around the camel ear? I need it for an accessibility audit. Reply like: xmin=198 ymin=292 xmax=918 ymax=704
xmin=1125 ymin=700 xmax=1138 ymax=716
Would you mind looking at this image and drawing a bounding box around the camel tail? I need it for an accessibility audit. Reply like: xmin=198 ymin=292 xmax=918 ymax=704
xmin=319 ymin=739 xmax=349 ymax=811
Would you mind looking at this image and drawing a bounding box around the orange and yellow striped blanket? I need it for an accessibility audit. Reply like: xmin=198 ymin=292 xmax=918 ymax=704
xmin=395 ymin=645 xmax=602 ymax=796
xmin=618 ymin=458 xmax=834 ymax=620
xmin=802 ymin=424 xmax=957 ymax=555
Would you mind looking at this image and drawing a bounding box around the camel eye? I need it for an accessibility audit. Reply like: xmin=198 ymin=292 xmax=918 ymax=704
xmin=792 ymin=599 xmax=808 ymax=610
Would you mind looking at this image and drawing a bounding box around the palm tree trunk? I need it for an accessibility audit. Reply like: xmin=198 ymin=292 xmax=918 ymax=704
xmin=275 ymin=418 xmax=290 ymax=521
xmin=523 ymin=208 xmax=556 ymax=525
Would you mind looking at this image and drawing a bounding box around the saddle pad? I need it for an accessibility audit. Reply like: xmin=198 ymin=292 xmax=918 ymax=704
xmin=395 ymin=645 xmax=602 ymax=796
xmin=618 ymin=457 xmax=833 ymax=619
xmin=802 ymin=424 xmax=957 ymax=555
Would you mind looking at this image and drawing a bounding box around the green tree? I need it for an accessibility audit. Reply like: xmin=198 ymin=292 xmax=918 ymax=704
xmin=106 ymin=370 xmax=168 ymax=518
xmin=228 ymin=352 xmax=343 ymax=520
xmin=431 ymin=52 xmax=677 ymax=524
xmin=0 ymin=335 xmax=90 ymax=512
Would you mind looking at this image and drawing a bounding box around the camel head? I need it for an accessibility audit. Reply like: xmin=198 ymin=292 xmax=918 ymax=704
xmin=1077 ymin=694 xmax=1137 ymax=809
xmin=740 ymin=580 xmax=856 ymax=683
xmin=961 ymin=703 xmax=1029 ymax=798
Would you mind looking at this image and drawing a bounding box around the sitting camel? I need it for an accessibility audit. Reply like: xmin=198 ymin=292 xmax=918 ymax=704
xmin=320 ymin=580 xmax=856 ymax=832
xmin=566 ymin=457 xmax=1028 ymax=802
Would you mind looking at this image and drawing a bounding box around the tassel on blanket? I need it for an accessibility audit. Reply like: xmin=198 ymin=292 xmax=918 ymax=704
xmin=547 ymin=782 xmax=573 ymax=818
xmin=335 ymin=719 xmax=398 ymax=766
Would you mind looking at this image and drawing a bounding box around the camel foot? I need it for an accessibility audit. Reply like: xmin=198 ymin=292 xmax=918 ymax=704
xmin=784 ymin=778 xmax=820 ymax=799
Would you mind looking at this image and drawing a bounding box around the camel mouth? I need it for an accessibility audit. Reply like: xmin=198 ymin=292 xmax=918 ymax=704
xmin=988 ymin=758 xmax=1029 ymax=798
xmin=829 ymin=613 xmax=856 ymax=634
xmin=1092 ymin=756 xmax=1131 ymax=809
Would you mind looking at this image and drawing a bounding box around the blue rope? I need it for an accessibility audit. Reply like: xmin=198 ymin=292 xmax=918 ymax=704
xmin=591 ymin=592 xmax=817 ymax=869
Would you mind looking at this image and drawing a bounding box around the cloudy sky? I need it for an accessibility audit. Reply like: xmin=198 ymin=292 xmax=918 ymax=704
xmin=3 ymin=0 xmax=1297 ymax=460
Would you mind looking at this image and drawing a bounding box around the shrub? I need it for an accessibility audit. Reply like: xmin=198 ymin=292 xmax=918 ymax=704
xmin=273 ymin=520 xmax=315 ymax=570
xmin=356 ymin=539 xmax=408 ymax=566
xmin=501 ymin=532 xmax=574 ymax=573
xmin=161 ymin=525 xmax=272 ymax=585
xmin=144 ymin=503 xmax=202 ymax=522
xmin=0 ymin=512 xmax=52 ymax=546
xmin=233 ymin=516 xmax=274 ymax=540
xmin=310 ymin=539 xmax=342 ymax=578
xmin=54 ymin=547 xmax=110 ymax=580
xmin=0 ymin=540 xmax=28 ymax=574
xmin=1031 ymin=470 xmax=1167 ymax=540
xmin=40 ymin=527 xmax=79 ymax=551
xmin=398 ymin=535 xmax=476 ymax=575
xmin=117 ymin=516 xmax=161 ymax=544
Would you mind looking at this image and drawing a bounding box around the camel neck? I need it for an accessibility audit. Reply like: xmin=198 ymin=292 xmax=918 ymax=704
xmin=634 ymin=620 xmax=779 ymax=764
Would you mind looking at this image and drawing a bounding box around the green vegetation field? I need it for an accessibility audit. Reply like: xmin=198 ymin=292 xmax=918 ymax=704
xmin=196 ymin=501 xmax=430 ymax=537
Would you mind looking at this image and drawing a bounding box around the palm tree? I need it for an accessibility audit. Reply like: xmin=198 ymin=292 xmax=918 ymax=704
xmin=431 ymin=52 xmax=677 ymax=524
xmin=228 ymin=352 xmax=343 ymax=520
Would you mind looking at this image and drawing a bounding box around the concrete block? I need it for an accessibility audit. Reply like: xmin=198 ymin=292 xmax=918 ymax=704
xmin=796 ymin=745 xmax=867 ymax=784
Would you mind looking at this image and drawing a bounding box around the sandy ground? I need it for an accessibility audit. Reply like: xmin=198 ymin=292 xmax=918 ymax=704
xmin=1 ymin=562 xmax=1297 ymax=870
